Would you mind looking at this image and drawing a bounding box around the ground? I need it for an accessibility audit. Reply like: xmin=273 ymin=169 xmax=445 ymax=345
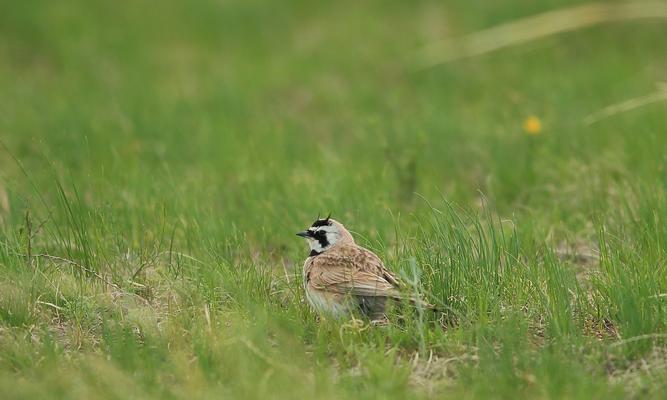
xmin=1 ymin=0 xmax=667 ymax=398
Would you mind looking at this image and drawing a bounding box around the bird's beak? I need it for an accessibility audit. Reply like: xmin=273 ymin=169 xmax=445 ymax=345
xmin=296 ymin=231 xmax=311 ymax=238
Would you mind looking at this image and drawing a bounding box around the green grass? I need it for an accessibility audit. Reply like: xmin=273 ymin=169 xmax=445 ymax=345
xmin=1 ymin=0 xmax=667 ymax=398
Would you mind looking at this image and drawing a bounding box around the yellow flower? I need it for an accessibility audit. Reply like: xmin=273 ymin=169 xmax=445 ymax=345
xmin=523 ymin=116 xmax=542 ymax=135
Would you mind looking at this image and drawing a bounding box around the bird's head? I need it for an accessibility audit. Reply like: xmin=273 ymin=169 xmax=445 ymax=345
xmin=296 ymin=215 xmax=354 ymax=255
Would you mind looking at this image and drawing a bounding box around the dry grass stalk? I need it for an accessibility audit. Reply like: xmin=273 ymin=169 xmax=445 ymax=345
xmin=417 ymin=2 xmax=667 ymax=68
xmin=584 ymin=83 xmax=667 ymax=125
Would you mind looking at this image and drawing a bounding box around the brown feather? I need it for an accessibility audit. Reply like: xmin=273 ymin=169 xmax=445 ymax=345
xmin=301 ymin=219 xmax=434 ymax=319
xmin=307 ymin=245 xmax=399 ymax=297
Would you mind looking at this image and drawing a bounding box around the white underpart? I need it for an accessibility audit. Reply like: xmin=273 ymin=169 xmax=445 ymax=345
xmin=304 ymin=286 xmax=353 ymax=317
xmin=301 ymin=223 xmax=350 ymax=317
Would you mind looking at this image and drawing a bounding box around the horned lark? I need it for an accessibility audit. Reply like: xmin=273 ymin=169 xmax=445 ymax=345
xmin=297 ymin=215 xmax=418 ymax=320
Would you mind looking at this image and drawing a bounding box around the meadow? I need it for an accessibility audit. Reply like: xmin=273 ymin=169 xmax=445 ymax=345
xmin=1 ymin=0 xmax=667 ymax=398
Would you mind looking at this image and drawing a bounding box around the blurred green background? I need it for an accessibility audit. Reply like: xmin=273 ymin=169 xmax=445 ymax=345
xmin=1 ymin=0 xmax=667 ymax=398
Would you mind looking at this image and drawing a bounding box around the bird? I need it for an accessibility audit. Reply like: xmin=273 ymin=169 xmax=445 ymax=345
xmin=296 ymin=215 xmax=430 ymax=320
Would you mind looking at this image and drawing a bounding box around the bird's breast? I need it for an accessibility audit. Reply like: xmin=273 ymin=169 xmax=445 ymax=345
xmin=305 ymin=285 xmax=353 ymax=317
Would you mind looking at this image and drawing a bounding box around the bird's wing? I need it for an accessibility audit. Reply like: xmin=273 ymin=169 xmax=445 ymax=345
xmin=308 ymin=245 xmax=400 ymax=298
